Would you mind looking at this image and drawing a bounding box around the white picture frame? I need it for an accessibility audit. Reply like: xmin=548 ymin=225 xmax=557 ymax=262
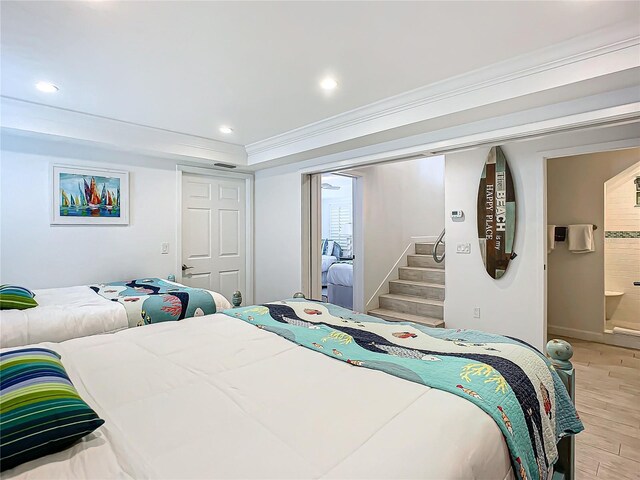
xmin=51 ymin=164 xmax=129 ymax=225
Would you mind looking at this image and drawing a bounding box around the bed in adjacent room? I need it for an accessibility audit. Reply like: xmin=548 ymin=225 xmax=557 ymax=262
xmin=1 ymin=299 xmax=582 ymax=480
xmin=321 ymin=254 xmax=337 ymax=286
xmin=321 ymin=239 xmax=343 ymax=286
xmin=0 ymin=278 xmax=231 ymax=348
xmin=327 ymin=261 xmax=353 ymax=309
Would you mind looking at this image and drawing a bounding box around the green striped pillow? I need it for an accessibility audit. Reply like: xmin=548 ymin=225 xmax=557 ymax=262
xmin=0 ymin=348 xmax=104 ymax=471
xmin=0 ymin=285 xmax=38 ymax=310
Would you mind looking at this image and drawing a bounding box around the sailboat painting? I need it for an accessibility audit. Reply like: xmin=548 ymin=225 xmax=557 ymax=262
xmin=52 ymin=165 xmax=129 ymax=225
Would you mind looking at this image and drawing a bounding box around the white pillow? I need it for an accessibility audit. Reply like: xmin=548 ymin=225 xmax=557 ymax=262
xmin=210 ymin=291 xmax=232 ymax=310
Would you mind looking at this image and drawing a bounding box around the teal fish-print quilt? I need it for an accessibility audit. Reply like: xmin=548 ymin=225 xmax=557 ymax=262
xmin=91 ymin=278 xmax=216 ymax=327
xmin=224 ymin=299 xmax=583 ymax=480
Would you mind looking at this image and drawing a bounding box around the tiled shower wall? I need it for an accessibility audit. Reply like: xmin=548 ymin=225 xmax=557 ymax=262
xmin=605 ymin=162 xmax=640 ymax=329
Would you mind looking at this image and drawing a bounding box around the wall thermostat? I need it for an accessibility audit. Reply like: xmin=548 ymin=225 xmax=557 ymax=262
xmin=451 ymin=210 xmax=465 ymax=220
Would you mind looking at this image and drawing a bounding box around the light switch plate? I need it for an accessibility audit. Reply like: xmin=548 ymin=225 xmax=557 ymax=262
xmin=473 ymin=307 xmax=481 ymax=318
xmin=456 ymin=243 xmax=471 ymax=254
xmin=161 ymin=242 xmax=169 ymax=254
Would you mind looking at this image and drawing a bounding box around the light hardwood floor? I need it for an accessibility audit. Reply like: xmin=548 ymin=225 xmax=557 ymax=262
xmin=553 ymin=336 xmax=640 ymax=480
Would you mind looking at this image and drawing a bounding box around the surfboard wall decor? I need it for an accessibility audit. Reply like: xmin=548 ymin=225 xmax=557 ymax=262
xmin=477 ymin=146 xmax=516 ymax=279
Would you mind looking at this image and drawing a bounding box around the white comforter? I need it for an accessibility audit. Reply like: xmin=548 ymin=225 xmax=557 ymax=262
xmin=0 ymin=284 xmax=232 ymax=348
xmin=0 ymin=286 xmax=128 ymax=349
xmin=327 ymin=262 xmax=353 ymax=287
xmin=322 ymin=255 xmax=337 ymax=272
xmin=4 ymin=314 xmax=513 ymax=480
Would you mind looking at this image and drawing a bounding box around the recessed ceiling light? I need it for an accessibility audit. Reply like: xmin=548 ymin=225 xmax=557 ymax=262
xmin=320 ymin=77 xmax=338 ymax=91
xmin=35 ymin=81 xmax=59 ymax=93
xmin=219 ymin=126 xmax=233 ymax=134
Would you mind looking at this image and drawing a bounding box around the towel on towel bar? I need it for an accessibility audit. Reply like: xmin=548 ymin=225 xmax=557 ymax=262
xmin=548 ymin=225 xmax=556 ymax=254
xmin=568 ymin=224 xmax=595 ymax=253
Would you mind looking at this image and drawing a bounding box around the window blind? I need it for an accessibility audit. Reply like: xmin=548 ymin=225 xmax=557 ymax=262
xmin=329 ymin=204 xmax=352 ymax=256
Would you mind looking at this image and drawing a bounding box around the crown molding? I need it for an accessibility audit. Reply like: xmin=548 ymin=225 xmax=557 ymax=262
xmin=290 ymin=103 xmax=640 ymax=178
xmin=0 ymin=96 xmax=248 ymax=166
xmin=2 ymin=23 xmax=638 ymax=169
xmin=246 ymin=23 xmax=640 ymax=165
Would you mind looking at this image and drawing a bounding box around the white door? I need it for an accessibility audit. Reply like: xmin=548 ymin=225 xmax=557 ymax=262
xmin=309 ymin=173 xmax=323 ymax=300
xmin=181 ymin=174 xmax=246 ymax=303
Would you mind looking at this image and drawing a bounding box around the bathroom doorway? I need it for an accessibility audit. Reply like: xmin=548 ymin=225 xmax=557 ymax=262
xmin=604 ymin=160 xmax=640 ymax=336
xmin=546 ymin=147 xmax=640 ymax=348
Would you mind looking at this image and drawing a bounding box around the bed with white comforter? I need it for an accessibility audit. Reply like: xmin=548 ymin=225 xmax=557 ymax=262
xmin=327 ymin=262 xmax=353 ymax=308
xmin=0 ymin=286 xmax=128 ymax=349
xmin=321 ymin=254 xmax=337 ymax=286
xmin=3 ymin=312 xmax=514 ymax=479
xmin=0 ymin=281 xmax=231 ymax=348
xmin=327 ymin=262 xmax=353 ymax=288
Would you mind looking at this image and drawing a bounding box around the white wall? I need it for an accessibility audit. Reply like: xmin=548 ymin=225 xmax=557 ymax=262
xmin=254 ymin=168 xmax=303 ymax=303
xmin=444 ymin=146 xmax=543 ymax=345
xmin=254 ymin=156 xmax=446 ymax=306
xmin=0 ymin=143 xmax=179 ymax=288
xmin=604 ymin=157 xmax=640 ymax=329
xmin=444 ymin=126 xmax=640 ymax=349
xmin=253 ymin=124 xmax=639 ymax=349
xmin=546 ymin=149 xmax=638 ymax=336
xmin=360 ymin=156 xmax=445 ymax=306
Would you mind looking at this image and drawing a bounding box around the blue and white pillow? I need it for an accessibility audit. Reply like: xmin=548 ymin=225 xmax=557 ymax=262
xmin=324 ymin=240 xmax=335 ymax=257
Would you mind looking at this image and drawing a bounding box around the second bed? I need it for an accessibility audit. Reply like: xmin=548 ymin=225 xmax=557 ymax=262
xmin=0 ymin=279 xmax=231 ymax=348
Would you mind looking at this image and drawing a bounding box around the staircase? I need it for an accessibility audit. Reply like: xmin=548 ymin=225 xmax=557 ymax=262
xmin=368 ymin=242 xmax=445 ymax=328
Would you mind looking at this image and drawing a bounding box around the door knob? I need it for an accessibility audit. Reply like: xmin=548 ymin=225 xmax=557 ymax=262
xmin=182 ymin=264 xmax=194 ymax=271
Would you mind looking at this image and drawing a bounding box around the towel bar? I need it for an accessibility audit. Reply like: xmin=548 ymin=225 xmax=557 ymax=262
xmin=554 ymin=224 xmax=597 ymax=242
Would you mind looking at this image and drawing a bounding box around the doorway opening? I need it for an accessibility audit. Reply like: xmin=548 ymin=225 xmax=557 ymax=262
xmin=320 ymin=173 xmax=355 ymax=308
xmin=604 ymin=160 xmax=640 ymax=336
xmin=546 ymin=147 xmax=640 ymax=348
xmin=304 ymin=155 xmax=446 ymax=321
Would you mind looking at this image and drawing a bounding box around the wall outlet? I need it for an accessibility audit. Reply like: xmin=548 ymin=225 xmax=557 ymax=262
xmin=456 ymin=243 xmax=471 ymax=254
xmin=473 ymin=307 xmax=481 ymax=318
xmin=161 ymin=242 xmax=169 ymax=254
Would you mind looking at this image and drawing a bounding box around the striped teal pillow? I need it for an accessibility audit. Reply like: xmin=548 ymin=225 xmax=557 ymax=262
xmin=0 ymin=285 xmax=38 ymax=310
xmin=0 ymin=348 xmax=104 ymax=471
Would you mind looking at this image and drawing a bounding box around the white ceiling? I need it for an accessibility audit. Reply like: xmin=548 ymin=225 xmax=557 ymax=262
xmin=1 ymin=1 xmax=638 ymax=146
xmin=322 ymin=174 xmax=353 ymax=200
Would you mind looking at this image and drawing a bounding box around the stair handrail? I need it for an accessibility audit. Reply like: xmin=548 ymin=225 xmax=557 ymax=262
xmin=433 ymin=228 xmax=445 ymax=264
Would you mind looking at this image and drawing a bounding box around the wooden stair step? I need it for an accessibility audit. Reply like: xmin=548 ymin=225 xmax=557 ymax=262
xmin=400 ymin=266 xmax=444 ymax=271
xmin=398 ymin=266 xmax=445 ymax=283
xmin=380 ymin=293 xmax=444 ymax=306
xmin=389 ymin=279 xmax=445 ymax=300
xmin=390 ymin=279 xmax=445 ymax=288
xmin=368 ymin=308 xmax=445 ymax=328
xmin=379 ymin=293 xmax=444 ymax=319
xmin=414 ymin=242 xmax=444 ymax=255
xmin=407 ymin=254 xmax=445 ymax=269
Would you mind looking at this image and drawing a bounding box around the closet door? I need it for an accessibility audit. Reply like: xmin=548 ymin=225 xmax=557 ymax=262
xmin=181 ymin=174 xmax=246 ymax=302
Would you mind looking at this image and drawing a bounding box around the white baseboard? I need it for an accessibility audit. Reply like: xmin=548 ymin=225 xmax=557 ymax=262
xmin=548 ymin=325 xmax=640 ymax=349
xmin=547 ymin=326 xmax=603 ymax=342
xmin=603 ymin=331 xmax=640 ymax=350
